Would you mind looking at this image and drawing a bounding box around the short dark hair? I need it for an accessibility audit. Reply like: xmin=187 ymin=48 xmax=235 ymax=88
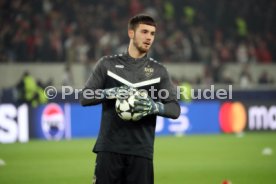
xmin=128 ymin=14 xmax=157 ymax=30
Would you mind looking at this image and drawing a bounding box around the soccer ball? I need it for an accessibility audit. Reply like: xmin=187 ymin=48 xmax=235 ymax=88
xmin=115 ymin=89 xmax=147 ymax=121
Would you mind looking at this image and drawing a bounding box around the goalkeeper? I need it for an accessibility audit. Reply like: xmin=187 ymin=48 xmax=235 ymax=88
xmin=79 ymin=14 xmax=180 ymax=184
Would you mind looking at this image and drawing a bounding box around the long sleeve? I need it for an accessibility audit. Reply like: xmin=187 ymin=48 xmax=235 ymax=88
xmin=158 ymin=67 xmax=180 ymax=119
xmin=161 ymin=101 xmax=180 ymax=119
xmin=79 ymin=57 xmax=107 ymax=106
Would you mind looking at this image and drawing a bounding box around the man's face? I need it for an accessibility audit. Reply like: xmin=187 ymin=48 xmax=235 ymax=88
xmin=132 ymin=24 xmax=156 ymax=53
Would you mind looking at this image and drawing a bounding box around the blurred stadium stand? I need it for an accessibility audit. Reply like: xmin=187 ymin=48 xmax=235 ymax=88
xmin=0 ymin=63 xmax=276 ymax=90
xmin=0 ymin=0 xmax=276 ymax=98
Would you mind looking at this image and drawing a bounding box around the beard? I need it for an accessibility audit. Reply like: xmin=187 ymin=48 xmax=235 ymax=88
xmin=133 ymin=36 xmax=149 ymax=54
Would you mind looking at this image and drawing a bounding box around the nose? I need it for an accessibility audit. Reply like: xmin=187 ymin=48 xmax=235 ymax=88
xmin=146 ymin=34 xmax=153 ymax=41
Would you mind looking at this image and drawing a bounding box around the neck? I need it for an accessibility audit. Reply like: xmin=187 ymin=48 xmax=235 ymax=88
xmin=128 ymin=42 xmax=146 ymax=58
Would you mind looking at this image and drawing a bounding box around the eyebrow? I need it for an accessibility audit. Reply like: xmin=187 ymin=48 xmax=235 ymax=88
xmin=141 ymin=29 xmax=155 ymax=34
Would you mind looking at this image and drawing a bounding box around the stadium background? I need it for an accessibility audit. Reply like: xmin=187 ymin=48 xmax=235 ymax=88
xmin=1 ymin=0 xmax=276 ymax=183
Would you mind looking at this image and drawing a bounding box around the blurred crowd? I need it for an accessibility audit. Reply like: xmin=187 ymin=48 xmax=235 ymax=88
xmin=1 ymin=0 xmax=275 ymax=64
xmin=0 ymin=0 xmax=276 ymax=87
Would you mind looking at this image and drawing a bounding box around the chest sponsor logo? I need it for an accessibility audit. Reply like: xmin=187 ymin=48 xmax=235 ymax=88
xmin=144 ymin=65 xmax=154 ymax=77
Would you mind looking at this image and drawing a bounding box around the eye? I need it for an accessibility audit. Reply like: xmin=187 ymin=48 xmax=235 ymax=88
xmin=142 ymin=30 xmax=148 ymax=34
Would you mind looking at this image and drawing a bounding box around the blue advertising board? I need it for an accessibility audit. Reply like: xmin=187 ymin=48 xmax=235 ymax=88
xmin=31 ymin=103 xmax=102 ymax=140
xmin=156 ymin=102 xmax=220 ymax=135
xmin=30 ymin=101 xmax=220 ymax=140
xmin=31 ymin=103 xmax=69 ymax=140
xmin=70 ymin=104 xmax=101 ymax=138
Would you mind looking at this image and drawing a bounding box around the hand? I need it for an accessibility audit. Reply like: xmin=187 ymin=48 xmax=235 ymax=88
xmin=133 ymin=95 xmax=164 ymax=117
xmin=104 ymin=85 xmax=133 ymax=99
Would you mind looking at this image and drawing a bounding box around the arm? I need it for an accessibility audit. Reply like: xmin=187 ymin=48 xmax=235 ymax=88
xmin=79 ymin=57 xmax=133 ymax=106
xmin=80 ymin=86 xmax=131 ymax=106
xmin=79 ymin=88 xmax=106 ymax=106
xmin=79 ymin=57 xmax=108 ymax=106
xmin=158 ymin=101 xmax=180 ymax=119
xmin=158 ymin=67 xmax=180 ymax=119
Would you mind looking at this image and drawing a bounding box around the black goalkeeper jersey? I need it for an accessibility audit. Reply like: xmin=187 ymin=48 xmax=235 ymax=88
xmin=80 ymin=52 xmax=180 ymax=159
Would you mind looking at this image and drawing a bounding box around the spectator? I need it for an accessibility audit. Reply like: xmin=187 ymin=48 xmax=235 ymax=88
xmin=256 ymin=40 xmax=272 ymax=63
xmin=258 ymin=70 xmax=273 ymax=84
xmin=236 ymin=42 xmax=249 ymax=63
xmin=0 ymin=0 xmax=275 ymax=63
xmin=16 ymin=71 xmax=48 ymax=107
xmin=239 ymin=65 xmax=253 ymax=88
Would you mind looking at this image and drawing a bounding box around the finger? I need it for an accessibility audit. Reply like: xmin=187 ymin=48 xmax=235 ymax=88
xmin=133 ymin=105 xmax=150 ymax=112
xmin=134 ymin=100 xmax=149 ymax=106
xmin=135 ymin=95 xmax=149 ymax=101
xmin=134 ymin=111 xmax=148 ymax=120
xmin=134 ymin=100 xmax=142 ymax=105
xmin=134 ymin=113 xmax=144 ymax=121
xmin=141 ymin=112 xmax=148 ymax=117
xmin=133 ymin=106 xmax=146 ymax=112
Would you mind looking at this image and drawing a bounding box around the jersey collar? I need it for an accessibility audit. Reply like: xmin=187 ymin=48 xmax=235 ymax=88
xmin=124 ymin=51 xmax=148 ymax=62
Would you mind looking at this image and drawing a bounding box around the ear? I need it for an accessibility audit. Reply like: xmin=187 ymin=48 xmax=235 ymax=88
xmin=128 ymin=29 xmax=134 ymax=39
